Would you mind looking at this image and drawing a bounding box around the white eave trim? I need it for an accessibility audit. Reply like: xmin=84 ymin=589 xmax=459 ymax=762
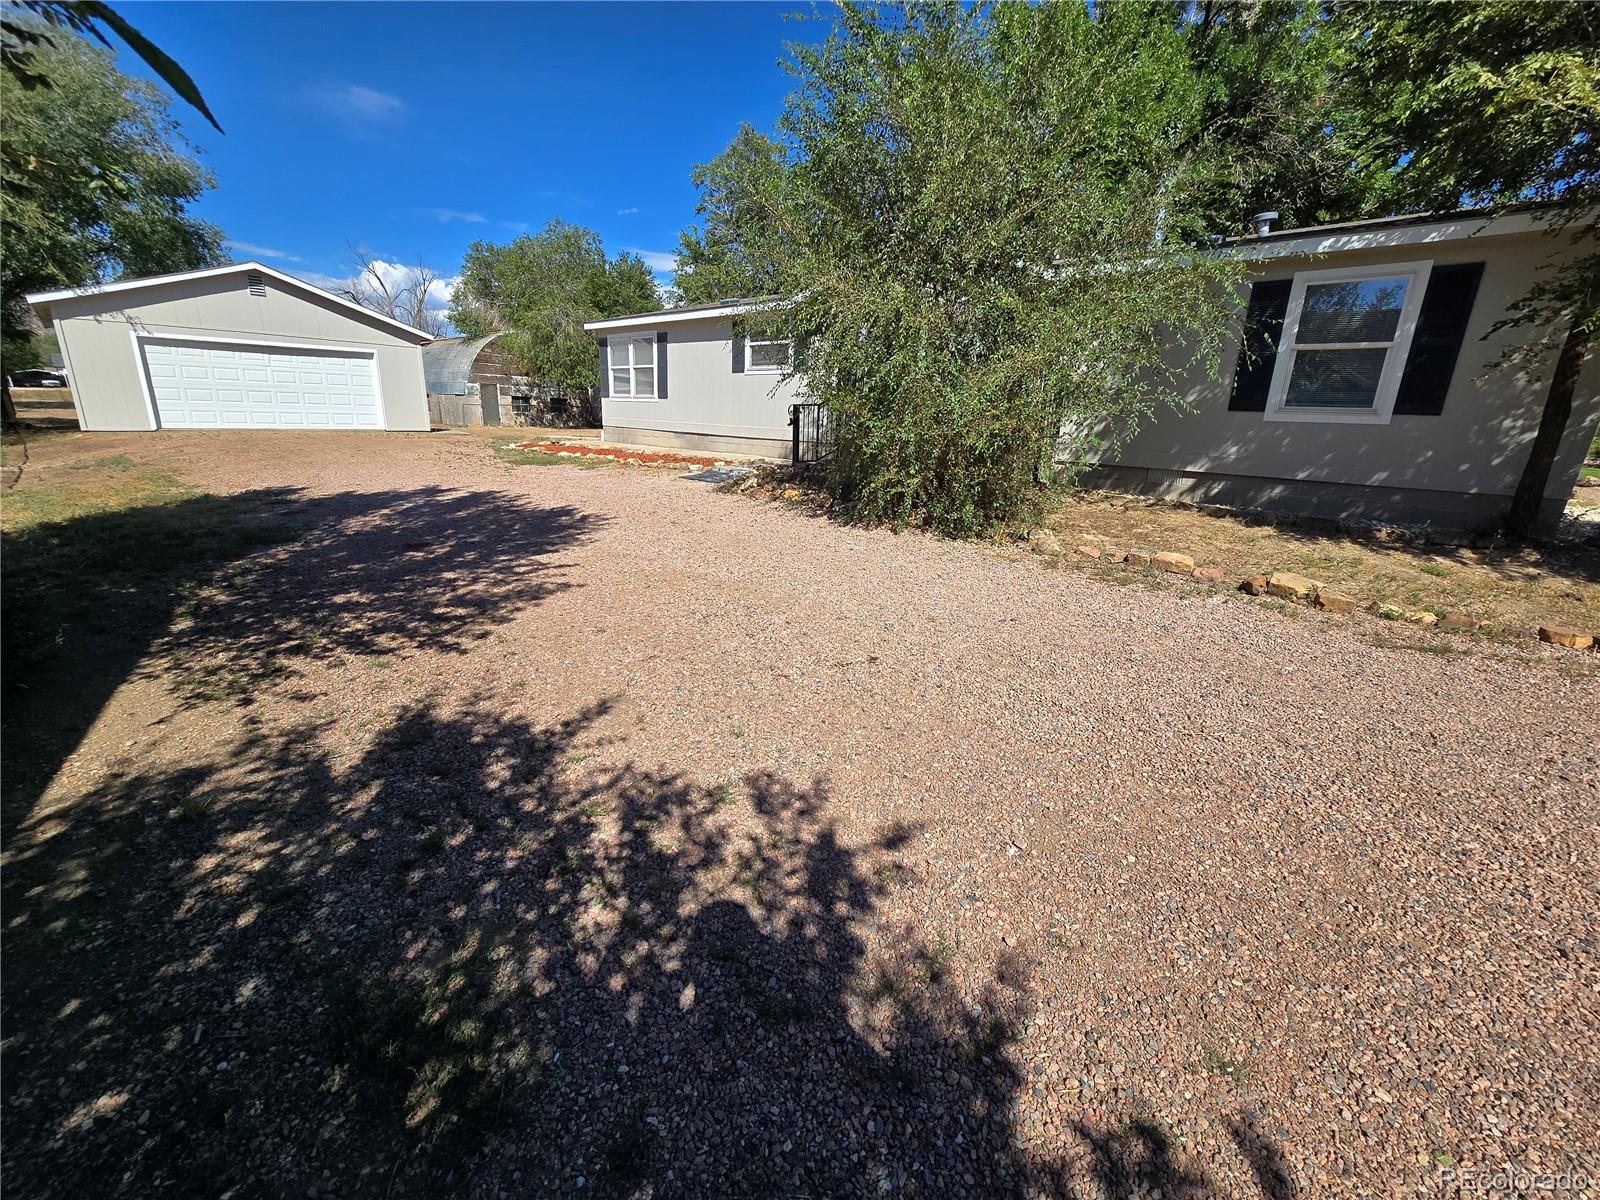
xmin=584 ymin=301 xmax=771 ymax=333
xmin=24 ymin=261 xmax=435 ymax=342
xmin=1233 ymin=210 xmax=1571 ymax=263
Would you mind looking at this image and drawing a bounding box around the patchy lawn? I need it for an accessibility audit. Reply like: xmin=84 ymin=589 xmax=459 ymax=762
xmin=3 ymin=432 xmax=1597 ymax=1198
xmin=1041 ymin=490 xmax=1600 ymax=637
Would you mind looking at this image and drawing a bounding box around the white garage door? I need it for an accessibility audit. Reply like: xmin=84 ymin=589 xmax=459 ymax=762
xmin=141 ymin=339 xmax=381 ymax=429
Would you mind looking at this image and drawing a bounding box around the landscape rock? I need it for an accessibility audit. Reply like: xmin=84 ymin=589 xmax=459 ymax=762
xmin=1191 ymin=567 xmax=1226 ymax=584
xmin=1406 ymin=610 xmax=1439 ymax=627
xmin=780 ymin=488 xmax=803 ymax=502
xmin=1538 ymin=625 xmax=1595 ymax=650
xmin=1239 ymin=575 xmax=1268 ymax=596
xmin=1074 ymin=545 xmax=1102 ymax=559
xmin=1315 ymin=590 xmax=1358 ymax=615
xmin=1105 ymin=550 xmax=1128 ymax=563
xmin=1438 ymin=611 xmax=1477 ymax=632
xmin=1028 ymin=529 xmax=1063 ymax=556
xmin=1375 ymin=603 xmax=1406 ymax=620
xmin=1266 ymin=571 xmax=1319 ymax=601
xmin=1125 ymin=551 xmax=1151 ymax=568
xmin=1154 ymin=551 xmax=1195 ymax=574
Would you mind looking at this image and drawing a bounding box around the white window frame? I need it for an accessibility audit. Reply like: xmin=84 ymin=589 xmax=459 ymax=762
xmin=1263 ymin=260 xmax=1432 ymax=426
xmin=609 ymin=333 xmax=658 ymax=400
xmin=745 ymin=336 xmax=792 ymax=374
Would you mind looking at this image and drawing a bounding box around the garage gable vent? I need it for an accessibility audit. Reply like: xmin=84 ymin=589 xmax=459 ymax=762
xmin=245 ymin=271 xmax=267 ymax=298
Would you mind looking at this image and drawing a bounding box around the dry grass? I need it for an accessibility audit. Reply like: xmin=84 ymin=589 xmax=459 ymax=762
xmin=1043 ymin=490 xmax=1600 ymax=634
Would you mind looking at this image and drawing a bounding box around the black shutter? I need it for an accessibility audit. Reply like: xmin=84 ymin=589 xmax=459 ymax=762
xmin=597 ymin=337 xmax=609 ymax=398
xmin=1228 ymin=278 xmax=1292 ymax=411
xmin=731 ymin=325 xmax=746 ymax=374
xmin=656 ymin=330 xmax=668 ymax=398
xmin=1393 ymin=262 xmax=1484 ymax=417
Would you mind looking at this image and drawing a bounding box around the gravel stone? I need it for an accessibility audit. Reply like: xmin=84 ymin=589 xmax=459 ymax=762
xmin=4 ymin=429 xmax=1597 ymax=1199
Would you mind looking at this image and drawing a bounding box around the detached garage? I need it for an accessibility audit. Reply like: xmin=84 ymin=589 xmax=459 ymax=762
xmin=25 ymin=261 xmax=432 ymax=431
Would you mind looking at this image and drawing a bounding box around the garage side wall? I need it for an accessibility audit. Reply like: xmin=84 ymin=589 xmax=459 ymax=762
xmin=50 ymin=274 xmax=429 ymax=431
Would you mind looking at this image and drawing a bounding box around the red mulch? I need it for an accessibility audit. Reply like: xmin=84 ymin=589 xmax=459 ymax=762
xmin=514 ymin=441 xmax=728 ymax=468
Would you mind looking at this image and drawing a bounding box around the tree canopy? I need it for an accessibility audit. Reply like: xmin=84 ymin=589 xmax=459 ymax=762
xmin=448 ymin=219 xmax=660 ymax=392
xmin=1 ymin=16 xmax=223 ymax=366
xmin=729 ymin=1 xmax=1369 ymax=533
xmin=675 ymin=0 xmax=1598 ymax=536
xmin=674 ymin=124 xmax=792 ymax=306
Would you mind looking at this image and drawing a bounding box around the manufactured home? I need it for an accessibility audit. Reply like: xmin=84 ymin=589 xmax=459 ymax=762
xmin=589 ymin=208 xmax=1598 ymax=533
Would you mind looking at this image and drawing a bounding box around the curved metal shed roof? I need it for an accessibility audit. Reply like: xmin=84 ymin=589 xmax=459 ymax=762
xmin=421 ymin=332 xmax=502 ymax=394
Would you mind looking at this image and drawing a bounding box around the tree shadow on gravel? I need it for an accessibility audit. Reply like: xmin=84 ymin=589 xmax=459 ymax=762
xmin=2 ymin=692 xmax=1293 ymax=1198
xmin=1 ymin=485 xmax=603 ymax=840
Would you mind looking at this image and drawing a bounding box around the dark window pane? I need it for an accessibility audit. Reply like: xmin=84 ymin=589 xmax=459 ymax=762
xmin=1297 ymin=277 xmax=1409 ymax=344
xmin=1283 ymin=348 xmax=1387 ymax=409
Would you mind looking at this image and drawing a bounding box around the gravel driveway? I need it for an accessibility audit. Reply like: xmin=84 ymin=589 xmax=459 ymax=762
xmin=3 ymin=429 xmax=1597 ymax=1198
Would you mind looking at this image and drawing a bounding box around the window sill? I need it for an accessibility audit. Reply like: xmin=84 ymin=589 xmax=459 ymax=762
xmin=1262 ymin=406 xmax=1393 ymax=426
xmin=745 ymin=367 xmax=787 ymax=375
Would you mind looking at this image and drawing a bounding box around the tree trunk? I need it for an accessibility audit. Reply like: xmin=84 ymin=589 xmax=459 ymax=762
xmin=1505 ymin=321 xmax=1590 ymax=539
xmin=2 ymin=376 xmax=16 ymax=432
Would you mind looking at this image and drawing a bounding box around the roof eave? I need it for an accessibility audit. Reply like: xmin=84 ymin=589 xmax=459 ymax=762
xmin=24 ymin=261 xmax=436 ymax=343
xmin=583 ymin=297 xmax=782 ymax=333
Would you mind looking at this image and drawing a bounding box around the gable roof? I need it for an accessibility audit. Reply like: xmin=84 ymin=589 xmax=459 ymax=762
xmin=25 ymin=261 xmax=436 ymax=342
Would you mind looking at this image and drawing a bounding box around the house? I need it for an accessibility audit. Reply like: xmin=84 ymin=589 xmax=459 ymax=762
xmin=25 ymin=262 xmax=431 ymax=431
xmin=1079 ymin=207 xmax=1600 ymax=533
xmin=588 ymin=208 xmax=1597 ymax=532
xmin=421 ymin=332 xmax=596 ymax=429
xmin=583 ymin=299 xmax=804 ymax=460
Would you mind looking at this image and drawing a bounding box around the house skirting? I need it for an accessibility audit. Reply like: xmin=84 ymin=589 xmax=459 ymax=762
xmin=603 ymin=425 xmax=792 ymax=462
xmin=1074 ymin=464 xmax=1565 ymax=535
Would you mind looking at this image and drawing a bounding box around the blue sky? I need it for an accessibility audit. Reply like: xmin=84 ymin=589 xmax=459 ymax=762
xmin=117 ymin=1 xmax=824 ymax=310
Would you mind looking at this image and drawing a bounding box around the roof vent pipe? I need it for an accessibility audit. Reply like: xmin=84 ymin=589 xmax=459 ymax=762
xmin=1251 ymin=211 xmax=1280 ymax=238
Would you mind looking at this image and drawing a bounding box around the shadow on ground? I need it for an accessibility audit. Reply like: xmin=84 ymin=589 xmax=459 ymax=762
xmin=2 ymin=478 xmax=1293 ymax=1197
xmin=3 ymin=696 xmax=1291 ymax=1198
xmin=2 ymin=484 xmax=601 ymax=835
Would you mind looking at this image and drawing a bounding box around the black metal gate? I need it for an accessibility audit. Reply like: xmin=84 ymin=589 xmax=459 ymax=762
xmin=788 ymin=402 xmax=835 ymax=465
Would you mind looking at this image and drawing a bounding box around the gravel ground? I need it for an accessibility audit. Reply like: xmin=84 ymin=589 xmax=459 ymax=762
xmin=3 ymin=429 xmax=1598 ymax=1199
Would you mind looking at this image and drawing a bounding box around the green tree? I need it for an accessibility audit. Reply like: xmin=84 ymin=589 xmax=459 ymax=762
xmin=1169 ymin=1 xmax=1384 ymax=229
xmin=3 ymin=1 xmax=220 ymax=130
xmin=675 ymin=5 xmax=1374 ymax=320
xmin=674 ymin=124 xmax=792 ymax=306
xmin=1334 ymin=0 xmax=1600 ymax=536
xmin=1 ymin=18 xmax=223 ymax=375
xmin=448 ymin=219 xmax=659 ymax=393
xmin=753 ymin=1 xmax=1327 ymax=534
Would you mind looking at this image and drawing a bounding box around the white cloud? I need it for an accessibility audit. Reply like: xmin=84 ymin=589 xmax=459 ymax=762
xmin=501 ymin=220 xmax=531 ymax=234
xmin=292 ymin=262 xmax=458 ymax=311
xmin=311 ymin=84 xmax=407 ymax=128
xmin=617 ymin=207 xmax=640 ymax=215
xmin=226 ymin=240 xmax=301 ymax=263
xmin=426 ymin=208 xmax=486 ymax=224
xmin=626 ymin=248 xmax=677 ymax=274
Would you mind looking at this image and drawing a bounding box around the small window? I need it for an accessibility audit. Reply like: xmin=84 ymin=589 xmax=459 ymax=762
xmin=1264 ymin=261 xmax=1431 ymax=425
xmin=246 ymin=271 xmax=267 ymax=298
xmin=746 ymin=337 xmax=791 ymax=373
xmin=608 ymin=333 xmax=657 ymax=399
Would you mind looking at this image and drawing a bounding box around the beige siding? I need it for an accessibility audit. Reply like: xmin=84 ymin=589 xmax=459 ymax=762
xmin=601 ymin=318 xmax=805 ymax=451
xmin=1089 ymin=231 xmax=1600 ymax=506
xmin=49 ymin=273 xmax=428 ymax=431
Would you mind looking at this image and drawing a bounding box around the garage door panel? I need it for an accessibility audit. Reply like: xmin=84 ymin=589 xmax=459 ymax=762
xmin=141 ymin=338 xmax=380 ymax=430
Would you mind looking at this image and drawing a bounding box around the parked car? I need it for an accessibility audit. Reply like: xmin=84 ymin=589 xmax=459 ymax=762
xmin=7 ymin=369 xmax=67 ymax=388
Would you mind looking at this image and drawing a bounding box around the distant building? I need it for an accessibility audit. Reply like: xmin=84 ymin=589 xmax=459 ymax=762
xmin=421 ymin=332 xmax=595 ymax=428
